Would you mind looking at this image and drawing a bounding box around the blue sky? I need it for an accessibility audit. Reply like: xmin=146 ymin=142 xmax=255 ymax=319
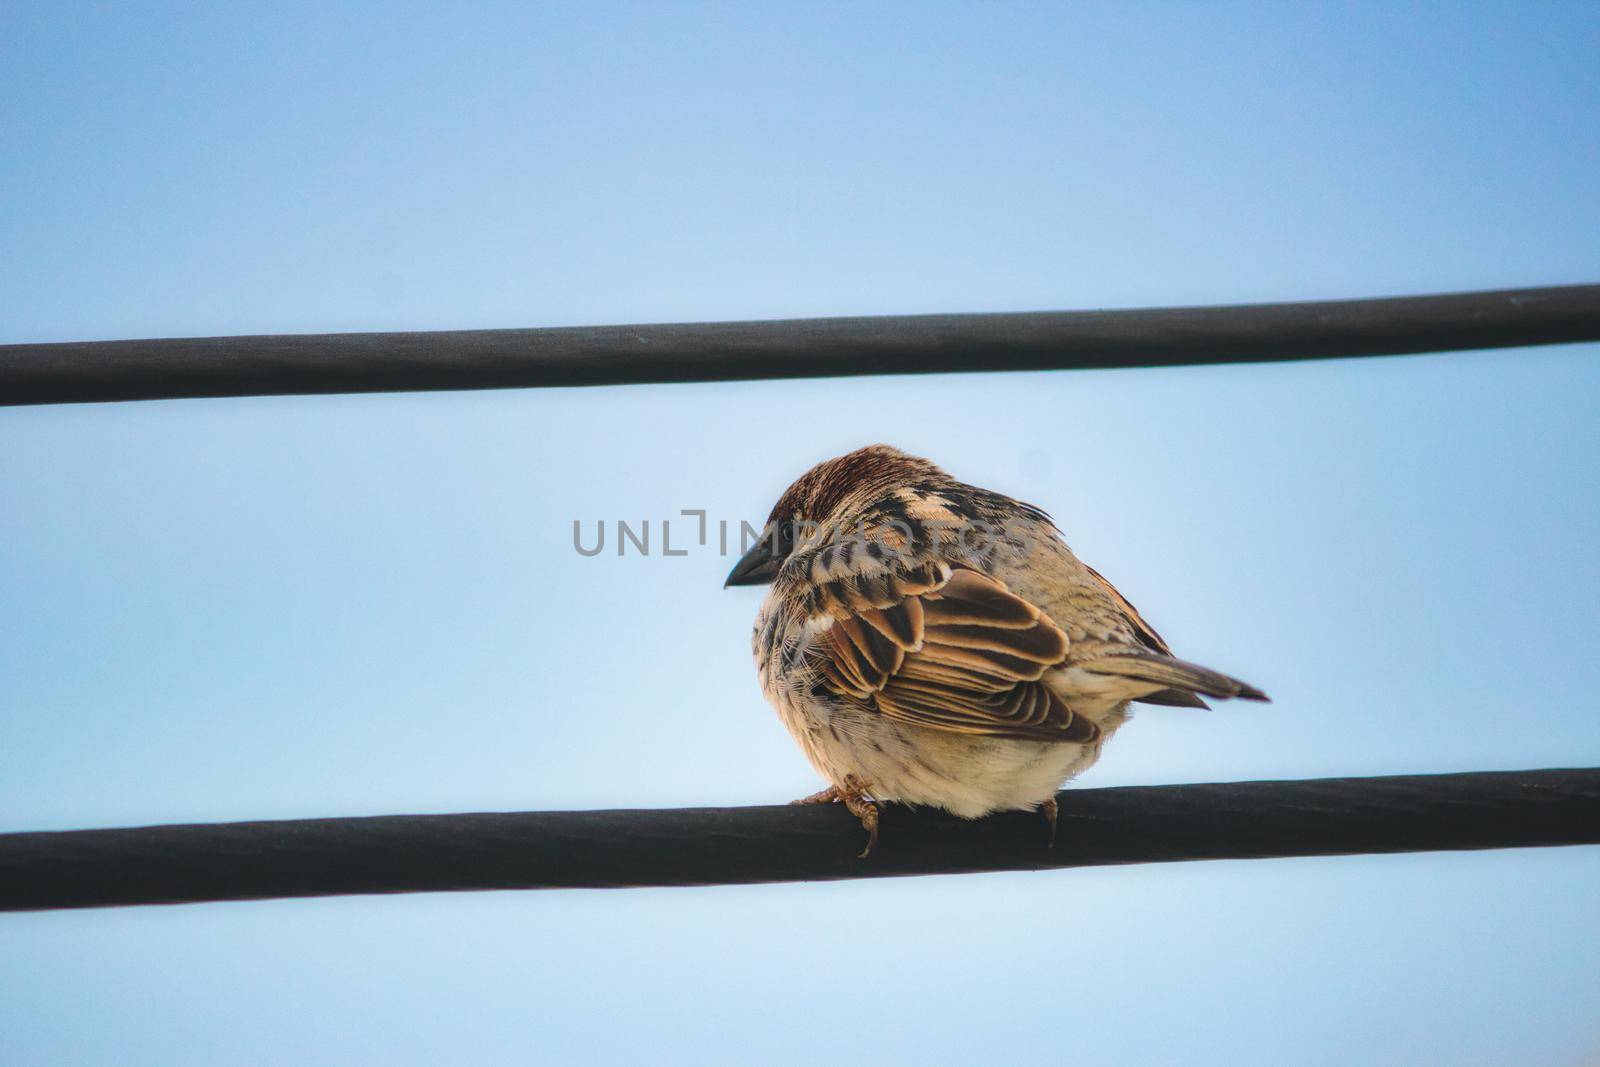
xmin=3 ymin=3 xmax=1599 ymax=1064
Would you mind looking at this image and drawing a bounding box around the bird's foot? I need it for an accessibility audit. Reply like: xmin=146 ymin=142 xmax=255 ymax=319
xmin=790 ymin=785 xmax=841 ymax=805
xmin=1040 ymin=797 xmax=1058 ymax=849
xmin=838 ymin=774 xmax=880 ymax=859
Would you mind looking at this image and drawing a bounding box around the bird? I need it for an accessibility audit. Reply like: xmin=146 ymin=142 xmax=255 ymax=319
xmin=724 ymin=444 xmax=1267 ymax=857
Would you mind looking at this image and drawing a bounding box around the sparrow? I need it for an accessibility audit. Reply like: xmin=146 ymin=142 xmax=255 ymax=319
xmin=725 ymin=444 xmax=1267 ymax=857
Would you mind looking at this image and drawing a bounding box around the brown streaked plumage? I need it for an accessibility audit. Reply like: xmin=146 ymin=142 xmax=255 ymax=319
xmin=726 ymin=444 xmax=1268 ymax=856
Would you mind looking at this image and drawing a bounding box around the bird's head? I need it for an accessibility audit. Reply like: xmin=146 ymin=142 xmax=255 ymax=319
xmin=724 ymin=445 xmax=948 ymax=588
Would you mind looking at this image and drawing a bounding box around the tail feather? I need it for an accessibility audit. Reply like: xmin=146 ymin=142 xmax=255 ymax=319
xmin=1080 ymin=652 xmax=1269 ymax=703
xmin=1135 ymin=687 xmax=1212 ymax=709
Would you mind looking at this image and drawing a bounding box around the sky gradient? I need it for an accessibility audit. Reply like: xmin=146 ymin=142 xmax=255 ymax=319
xmin=3 ymin=3 xmax=1599 ymax=1064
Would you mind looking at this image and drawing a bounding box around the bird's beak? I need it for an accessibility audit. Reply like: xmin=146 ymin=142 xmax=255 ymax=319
xmin=724 ymin=538 xmax=781 ymax=588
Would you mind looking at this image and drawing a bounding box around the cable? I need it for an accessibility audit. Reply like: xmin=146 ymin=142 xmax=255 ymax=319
xmin=2 ymin=768 xmax=1596 ymax=911
xmin=2 ymin=284 xmax=1597 ymax=407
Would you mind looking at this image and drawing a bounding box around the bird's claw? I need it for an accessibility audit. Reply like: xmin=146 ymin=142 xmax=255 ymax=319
xmin=1040 ymin=797 xmax=1058 ymax=849
xmin=791 ymin=777 xmax=880 ymax=856
xmin=839 ymin=775 xmax=880 ymax=858
xmin=790 ymin=786 xmax=841 ymax=805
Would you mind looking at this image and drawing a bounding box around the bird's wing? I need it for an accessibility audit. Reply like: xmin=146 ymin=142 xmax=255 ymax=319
xmin=1076 ymin=563 xmax=1266 ymax=707
xmin=807 ymin=563 xmax=1099 ymax=743
xmin=1081 ymin=562 xmax=1171 ymax=655
xmin=1081 ymin=563 xmax=1196 ymax=707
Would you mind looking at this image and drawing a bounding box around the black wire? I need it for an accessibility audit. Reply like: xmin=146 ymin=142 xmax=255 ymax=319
xmin=3 ymin=284 xmax=1597 ymax=407
xmin=2 ymin=768 xmax=1596 ymax=912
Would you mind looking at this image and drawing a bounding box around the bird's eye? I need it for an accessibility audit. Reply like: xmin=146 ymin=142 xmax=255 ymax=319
xmin=778 ymin=520 xmax=797 ymax=551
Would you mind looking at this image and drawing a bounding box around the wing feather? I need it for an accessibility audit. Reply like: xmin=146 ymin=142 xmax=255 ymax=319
xmin=808 ymin=564 xmax=1100 ymax=743
xmin=1082 ymin=563 xmax=1171 ymax=655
